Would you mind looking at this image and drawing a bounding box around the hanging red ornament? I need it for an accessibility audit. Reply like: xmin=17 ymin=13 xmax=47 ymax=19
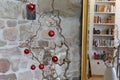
xmin=52 ymin=56 xmax=58 ymax=62
xmin=24 ymin=49 xmax=30 ymax=54
xmin=113 ymin=46 xmax=117 ymax=49
xmin=97 ymin=62 xmax=100 ymax=64
xmin=31 ymin=64 xmax=36 ymax=70
xmin=108 ymin=60 xmax=111 ymax=63
xmin=39 ymin=64 xmax=44 ymax=69
xmin=48 ymin=30 xmax=55 ymax=37
xmin=112 ymin=37 xmax=114 ymax=40
xmin=103 ymin=50 xmax=105 ymax=53
xmin=27 ymin=2 xmax=35 ymax=11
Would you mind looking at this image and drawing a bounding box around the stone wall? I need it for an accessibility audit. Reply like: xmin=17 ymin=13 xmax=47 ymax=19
xmin=0 ymin=0 xmax=81 ymax=80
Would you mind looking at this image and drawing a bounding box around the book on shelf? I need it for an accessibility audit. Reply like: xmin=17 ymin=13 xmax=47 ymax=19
xmin=95 ymin=4 xmax=115 ymax=12
xmin=93 ymin=39 xmax=114 ymax=47
xmin=94 ymin=15 xmax=115 ymax=23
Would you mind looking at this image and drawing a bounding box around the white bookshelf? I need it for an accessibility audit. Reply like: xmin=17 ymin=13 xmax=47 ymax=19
xmin=88 ymin=0 xmax=116 ymax=75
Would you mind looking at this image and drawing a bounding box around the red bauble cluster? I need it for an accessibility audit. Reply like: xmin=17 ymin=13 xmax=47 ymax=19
xmin=24 ymin=49 xmax=30 ymax=54
xmin=52 ymin=56 xmax=58 ymax=63
xmin=48 ymin=30 xmax=55 ymax=37
xmin=39 ymin=64 xmax=44 ymax=69
xmin=27 ymin=2 xmax=35 ymax=11
xmin=30 ymin=64 xmax=45 ymax=70
xmin=31 ymin=64 xmax=36 ymax=70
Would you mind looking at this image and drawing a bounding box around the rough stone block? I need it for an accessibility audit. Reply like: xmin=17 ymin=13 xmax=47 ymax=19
xmin=0 ymin=47 xmax=21 ymax=57
xmin=0 ymin=20 xmax=5 ymax=29
xmin=0 ymin=40 xmax=7 ymax=47
xmin=38 ymin=40 xmax=48 ymax=48
xmin=19 ymin=25 xmax=32 ymax=41
xmin=0 ymin=0 xmax=21 ymax=18
xmin=3 ymin=28 xmax=17 ymax=41
xmin=18 ymin=20 xmax=29 ymax=24
xmin=7 ymin=20 xmax=17 ymax=27
xmin=0 ymin=74 xmax=17 ymax=80
xmin=11 ymin=59 xmax=20 ymax=72
xmin=18 ymin=71 xmax=33 ymax=80
xmin=0 ymin=58 xmax=10 ymax=73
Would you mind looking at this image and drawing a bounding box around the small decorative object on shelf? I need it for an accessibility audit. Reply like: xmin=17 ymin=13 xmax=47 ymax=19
xmin=93 ymin=48 xmax=115 ymax=67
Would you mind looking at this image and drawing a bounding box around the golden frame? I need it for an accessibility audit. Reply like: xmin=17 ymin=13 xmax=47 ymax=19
xmin=81 ymin=0 xmax=88 ymax=80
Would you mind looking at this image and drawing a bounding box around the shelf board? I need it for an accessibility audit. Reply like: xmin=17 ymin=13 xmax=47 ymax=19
xmin=93 ymin=34 xmax=114 ymax=37
xmin=94 ymin=23 xmax=115 ymax=26
xmin=93 ymin=46 xmax=114 ymax=48
xmin=95 ymin=1 xmax=116 ymax=3
xmin=94 ymin=12 xmax=115 ymax=14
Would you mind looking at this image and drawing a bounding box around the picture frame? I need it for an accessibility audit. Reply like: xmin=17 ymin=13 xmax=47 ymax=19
xmin=80 ymin=0 xmax=89 ymax=80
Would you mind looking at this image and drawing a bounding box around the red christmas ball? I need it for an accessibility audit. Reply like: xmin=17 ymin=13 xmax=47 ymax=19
xmin=31 ymin=64 xmax=36 ymax=70
xmin=24 ymin=49 xmax=29 ymax=54
xmin=113 ymin=47 xmax=117 ymax=49
xmin=97 ymin=62 xmax=100 ymax=64
xmin=27 ymin=2 xmax=35 ymax=11
xmin=94 ymin=52 xmax=96 ymax=55
xmin=48 ymin=30 xmax=55 ymax=37
xmin=39 ymin=64 xmax=44 ymax=69
xmin=112 ymin=37 xmax=114 ymax=40
xmin=52 ymin=56 xmax=58 ymax=62
xmin=108 ymin=60 xmax=111 ymax=63
xmin=103 ymin=50 xmax=105 ymax=53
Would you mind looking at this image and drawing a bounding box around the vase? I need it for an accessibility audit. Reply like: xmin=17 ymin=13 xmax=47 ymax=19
xmin=104 ymin=67 xmax=117 ymax=80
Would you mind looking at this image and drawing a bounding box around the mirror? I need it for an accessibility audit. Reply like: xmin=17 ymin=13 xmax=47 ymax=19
xmin=87 ymin=0 xmax=119 ymax=80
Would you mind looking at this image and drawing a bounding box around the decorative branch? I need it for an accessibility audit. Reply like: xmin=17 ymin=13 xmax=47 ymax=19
xmin=19 ymin=0 xmax=71 ymax=80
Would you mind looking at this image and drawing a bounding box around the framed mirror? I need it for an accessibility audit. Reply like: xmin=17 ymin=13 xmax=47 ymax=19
xmin=87 ymin=0 xmax=119 ymax=80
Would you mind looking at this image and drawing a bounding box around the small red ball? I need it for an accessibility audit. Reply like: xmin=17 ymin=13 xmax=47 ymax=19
xmin=94 ymin=52 xmax=96 ymax=55
xmin=97 ymin=62 xmax=100 ymax=64
xmin=39 ymin=64 xmax=44 ymax=69
xmin=31 ymin=64 xmax=36 ymax=70
xmin=27 ymin=2 xmax=35 ymax=11
xmin=112 ymin=37 xmax=114 ymax=40
xmin=48 ymin=30 xmax=55 ymax=37
xmin=103 ymin=50 xmax=105 ymax=53
xmin=24 ymin=49 xmax=29 ymax=54
xmin=113 ymin=47 xmax=117 ymax=49
xmin=52 ymin=56 xmax=58 ymax=62
xmin=108 ymin=60 xmax=111 ymax=63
